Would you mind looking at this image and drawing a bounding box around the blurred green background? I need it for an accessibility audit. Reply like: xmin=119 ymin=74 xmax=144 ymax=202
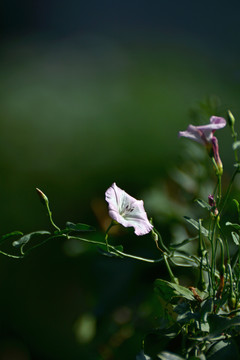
xmin=1 ymin=1 xmax=240 ymax=359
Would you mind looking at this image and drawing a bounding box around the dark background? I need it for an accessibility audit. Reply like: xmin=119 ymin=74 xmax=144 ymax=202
xmin=1 ymin=1 xmax=240 ymax=359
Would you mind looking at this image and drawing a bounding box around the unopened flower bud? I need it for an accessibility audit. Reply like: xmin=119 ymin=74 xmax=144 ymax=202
xmin=36 ymin=188 xmax=49 ymax=206
xmin=151 ymin=228 xmax=158 ymax=243
xmin=208 ymin=194 xmax=218 ymax=216
xmin=227 ymin=110 xmax=235 ymax=128
xmin=228 ymin=294 xmax=236 ymax=309
xmin=208 ymin=194 xmax=216 ymax=208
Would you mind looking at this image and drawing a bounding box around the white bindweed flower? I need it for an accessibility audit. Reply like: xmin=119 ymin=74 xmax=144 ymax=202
xmin=105 ymin=182 xmax=153 ymax=236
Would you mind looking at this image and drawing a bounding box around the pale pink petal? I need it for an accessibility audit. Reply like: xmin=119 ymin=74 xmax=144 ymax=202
xmin=179 ymin=125 xmax=205 ymax=144
xmin=210 ymin=116 xmax=227 ymax=128
xmin=179 ymin=116 xmax=226 ymax=144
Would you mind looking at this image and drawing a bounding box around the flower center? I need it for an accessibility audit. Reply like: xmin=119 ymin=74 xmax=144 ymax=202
xmin=121 ymin=204 xmax=134 ymax=216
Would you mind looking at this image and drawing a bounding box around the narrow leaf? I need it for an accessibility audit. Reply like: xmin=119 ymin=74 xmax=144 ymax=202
xmin=157 ymin=352 xmax=184 ymax=360
xmin=66 ymin=222 xmax=95 ymax=232
xmin=184 ymin=217 xmax=208 ymax=236
xmin=169 ymin=236 xmax=198 ymax=250
xmin=12 ymin=231 xmax=50 ymax=248
xmin=195 ymin=199 xmax=211 ymax=210
xmin=231 ymin=232 xmax=240 ymax=245
xmin=226 ymin=222 xmax=240 ymax=231
xmin=233 ymin=199 xmax=240 ymax=213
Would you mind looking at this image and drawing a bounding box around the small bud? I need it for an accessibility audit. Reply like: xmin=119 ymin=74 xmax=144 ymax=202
xmin=151 ymin=228 xmax=158 ymax=243
xmin=228 ymin=294 xmax=236 ymax=309
xmin=227 ymin=110 xmax=235 ymax=128
xmin=208 ymin=194 xmax=216 ymax=208
xmin=208 ymin=194 xmax=219 ymax=216
xmin=36 ymin=188 xmax=49 ymax=206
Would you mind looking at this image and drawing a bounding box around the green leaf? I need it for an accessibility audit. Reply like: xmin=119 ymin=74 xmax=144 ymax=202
xmin=12 ymin=231 xmax=51 ymax=255
xmin=0 ymin=231 xmax=23 ymax=244
xmin=157 ymin=352 xmax=184 ymax=360
xmin=184 ymin=217 xmax=209 ymax=237
xmin=200 ymin=298 xmax=213 ymax=323
xmin=226 ymin=222 xmax=240 ymax=231
xmin=12 ymin=231 xmax=51 ymax=248
xmin=233 ymin=141 xmax=240 ymax=150
xmin=233 ymin=199 xmax=240 ymax=214
xmin=174 ymin=303 xmax=195 ymax=326
xmin=136 ymin=351 xmax=152 ymax=360
xmin=144 ymin=325 xmax=181 ymax=359
xmin=154 ymin=279 xmax=195 ymax=302
xmin=206 ymin=339 xmax=240 ymax=359
xmin=65 ymin=222 xmax=95 ymax=232
xmin=169 ymin=236 xmax=198 ymax=250
xmin=195 ymin=199 xmax=211 ymax=211
xmin=207 ymin=314 xmax=240 ymax=340
xmin=231 ymin=231 xmax=240 ymax=245
xmin=97 ymin=245 xmax=124 ymax=258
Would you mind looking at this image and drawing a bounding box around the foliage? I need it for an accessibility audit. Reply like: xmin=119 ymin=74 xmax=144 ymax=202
xmin=2 ymin=108 xmax=240 ymax=359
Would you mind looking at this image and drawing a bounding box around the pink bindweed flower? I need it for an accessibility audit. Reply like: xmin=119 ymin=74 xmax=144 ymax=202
xmin=179 ymin=116 xmax=226 ymax=174
xmin=105 ymin=182 xmax=153 ymax=236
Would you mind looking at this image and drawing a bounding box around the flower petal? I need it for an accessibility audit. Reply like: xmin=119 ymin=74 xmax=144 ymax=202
xmin=179 ymin=125 xmax=205 ymax=144
xmin=123 ymin=200 xmax=154 ymax=235
xmin=179 ymin=116 xmax=226 ymax=144
xmin=210 ymin=116 xmax=227 ymax=128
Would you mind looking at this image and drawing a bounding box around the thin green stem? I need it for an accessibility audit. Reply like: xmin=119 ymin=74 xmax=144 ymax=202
xmin=153 ymin=227 xmax=170 ymax=254
xmin=22 ymin=234 xmax=66 ymax=255
xmin=217 ymin=175 xmax=222 ymax=206
xmin=210 ymin=217 xmax=218 ymax=296
xmin=219 ymin=167 xmax=240 ymax=216
xmin=163 ymin=253 xmax=178 ymax=284
xmin=227 ymin=263 xmax=234 ymax=299
xmin=198 ymin=220 xmax=206 ymax=291
xmin=0 ymin=250 xmax=23 ymax=259
xmin=68 ymin=236 xmax=164 ymax=263
xmin=46 ymin=203 xmax=60 ymax=232
xmin=230 ymin=116 xmax=239 ymax=162
xmin=104 ymin=221 xmax=115 ymax=252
